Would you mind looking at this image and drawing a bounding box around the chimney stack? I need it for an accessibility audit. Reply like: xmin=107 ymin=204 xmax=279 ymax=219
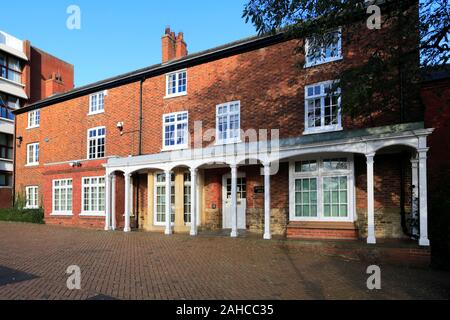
xmin=44 ymin=72 xmax=65 ymax=97
xmin=162 ymin=27 xmax=188 ymax=63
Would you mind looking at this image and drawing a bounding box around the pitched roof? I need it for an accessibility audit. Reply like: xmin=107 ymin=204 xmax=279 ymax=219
xmin=14 ymin=32 xmax=286 ymax=115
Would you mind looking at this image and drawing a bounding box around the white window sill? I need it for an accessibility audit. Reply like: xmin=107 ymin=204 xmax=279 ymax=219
xmin=161 ymin=145 xmax=188 ymax=152
xmin=50 ymin=213 xmax=73 ymax=217
xmin=88 ymin=111 xmax=105 ymax=116
xmin=303 ymin=126 xmax=343 ymax=135
xmin=27 ymin=125 xmax=40 ymax=130
xmin=215 ymin=139 xmax=242 ymax=146
xmin=25 ymin=163 xmax=39 ymax=167
xmin=154 ymin=223 xmax=175 ymax=227
xmin=0 ymin=118 xmax=15 ymax=123
xmin=24 ymin=206 xmax=39 ymax=210
xmin=80 ymin=213 xmax=106 ymax=217
xmin=0 ymin=186 xmax=13 ymax=189
xmin=290 ymin=217 xmax=354 ymax=223
xmin=0 ymin=158 xmax=13 ymax=162
xmin=304 ymin=56 xmax=343 ymax=69
xmin=164 ymin=92 xmax=187 ymax=99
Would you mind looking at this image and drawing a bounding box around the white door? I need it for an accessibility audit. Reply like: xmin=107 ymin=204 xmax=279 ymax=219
xmin=222 ymin=173 xmax=247 ymax=229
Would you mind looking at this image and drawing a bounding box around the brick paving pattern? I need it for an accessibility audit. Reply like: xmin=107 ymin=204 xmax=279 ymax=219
xmin=0 ymin=222 xmax=449 ymax=300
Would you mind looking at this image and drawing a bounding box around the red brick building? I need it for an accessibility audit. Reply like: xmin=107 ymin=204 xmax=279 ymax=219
xmin=13 ymin=22 xmax=433 ymax=247
xmin=0 ymin=30 xmax=74 ymax=208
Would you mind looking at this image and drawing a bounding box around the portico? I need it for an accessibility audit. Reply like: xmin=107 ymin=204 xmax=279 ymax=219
xmin=103 ymin=122 xmax=433 ymax=247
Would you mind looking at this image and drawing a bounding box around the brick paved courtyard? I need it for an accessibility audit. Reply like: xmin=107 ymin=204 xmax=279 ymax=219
xmin=0 ymin=222 xmax=449 ymax=300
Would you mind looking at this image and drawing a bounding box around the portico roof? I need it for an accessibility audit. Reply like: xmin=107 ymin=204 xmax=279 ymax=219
xmin=105 ymin=122 xmax=432 ymax=173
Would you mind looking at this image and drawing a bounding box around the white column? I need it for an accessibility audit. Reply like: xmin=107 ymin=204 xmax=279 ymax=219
xmin=165 ymin=170 xmax=172 ymax=235
xmin=263 ymin=164 xmax=272 ymax=240
xmin=130 ymin=176 xmax=134 ymax=217
xmin=111 ymin=174 xmax=117 ymax=231
xmin=190 ymin=168 xmax=198 ymax=236
xmin=418 ymin=149 xmax=430 ymax=246
xmin=104 ymin=174 xmax=112 ymax=231
xmin=230 ymin=164 xmax=238 ymax=238
xmin=366 ymin=153 xmax=376 ymax=244
xmin=124 ymin=173 xmax=131 ymax=233
xmin=411 ymin=157 xmax=419 ymax=238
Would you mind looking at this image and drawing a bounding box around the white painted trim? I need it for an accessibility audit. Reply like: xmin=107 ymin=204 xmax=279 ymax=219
xmin=50 ymin=213 xmax=73 ymax=217
xmin=304 ymin=28 xmax=343 ymax=68
xmin=87 ymin=126 xmax=106 ymax=160
xmin=304 ymin=80 xmax=342 ymax=134
xmin=80 ymin=176 xmax=106 ymax=216
xmin=88 ymin=91 xmax=106 ymax=115
xmin=216 ymin=100 xmax=241 ymax=145
xmin=26 ymin=142 xmax=39 ymax=166
xmin=79 ymin=213 xmax=106 ymax=217
xmin=52 ymin=178 xmax=73 ymax=216
xmin=25 ymin=186 xmax=39 ymax=209
xmin=153 ymin=172 xmax=175 ymax=227
xmin=289 ymin=154 xmax=355 ymax=223
xmin=164 ymin=69 xmax=188 ymax=99
xmin=27 ymin=109 xmax=40 ymax=129
xmin=162 ymin=111 xmax=189 ymax=151
xmin=222 ymin=169 xmax=246 ymax=232
xmin=164 ymin=92 xmax=188 ymax=99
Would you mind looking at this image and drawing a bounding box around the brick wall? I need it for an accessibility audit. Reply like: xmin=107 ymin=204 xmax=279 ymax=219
xmin=29 ymin=46 xmax=74 ymax=102
xmin=14 ymin=19 xmax=420 ymax=236
xmin=39 ymin=160 xmax=106 ymax=228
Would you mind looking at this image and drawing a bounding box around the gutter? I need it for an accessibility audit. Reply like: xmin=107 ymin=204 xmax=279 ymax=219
xmin=13 ymin=32 xmax=286 ymax=115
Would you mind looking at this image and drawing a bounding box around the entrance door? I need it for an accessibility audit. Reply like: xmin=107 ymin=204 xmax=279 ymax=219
xmin=222 ymin=173 xmax=247 ymax=229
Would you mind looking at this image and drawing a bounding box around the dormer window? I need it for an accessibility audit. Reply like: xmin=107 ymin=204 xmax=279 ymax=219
xmin=305 ymin=29 xmax=342 ymax=68
xmin=165 ymin=70 xmax=187 ymax=98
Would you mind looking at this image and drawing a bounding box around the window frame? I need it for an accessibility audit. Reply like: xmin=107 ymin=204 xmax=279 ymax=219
xmin=26 ymin=142 xmax=39 ymax=166
xmin=0 ymin=93 xmax=17 ymax=121
xmin=0 ymin=133 xmax=13 ymax=160
xmin=80 ymin=176 xmax=106 ymax=217
xmin=184 ymin=172 xmax=191 ymax=225
xmin=162 ymin=111 xmax=189 ymax=151
xmin=289 ymin=154 xmax=355 ymax=222
xmin=0 ymin=52 xmax=23 ymax=84
xmin=87 ymin=126 xmax=106 ymax=160
xmin=25 ymin=186 xmax=39 ymax=209
xmin=165 ymin=69 xmax=187 ymax=98
xmin=215 ymin=100 xmax=242 ymax=145
xmin=304 ymin=28 xmax=343 ymax=68
xmin=304 ymin=80 xmax=342 ymax=134
xmin=0 ymin=171 xmax=12 ymax=187
xmin=27 ymin=109 xmax=40 ymax=129
xmin=153 ymin=172 xmax=176 ymax=226
xmin=88 ymin=91 xmax=106 ymax=115
xmin=51 ymin=179 xmax=73 ymax=216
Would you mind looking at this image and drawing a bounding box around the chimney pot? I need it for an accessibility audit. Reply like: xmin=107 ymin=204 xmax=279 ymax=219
xmin=162 ymin=27 xmax=188 ymax=63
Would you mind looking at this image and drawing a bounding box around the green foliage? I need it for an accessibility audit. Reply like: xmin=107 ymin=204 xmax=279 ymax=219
xmin=0 ymin=207 xmax=44 ymax=224
xmin=243 ymin=0 xmax=448 ymax=119
xmin=0 ymin=191 xmax=45 ymax=224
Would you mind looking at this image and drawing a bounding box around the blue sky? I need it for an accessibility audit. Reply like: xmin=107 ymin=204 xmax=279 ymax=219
xmin=2 ymin=0 xmax=256 ymax=87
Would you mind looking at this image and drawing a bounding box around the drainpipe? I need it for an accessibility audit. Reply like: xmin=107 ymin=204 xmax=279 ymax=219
xmin=12 ymin=116 xmax=18 ymax=208
xmin=135 ymin=78 xmax=145 ymax=229
xmin=138 ymin=78 xmax=145 ymax=156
